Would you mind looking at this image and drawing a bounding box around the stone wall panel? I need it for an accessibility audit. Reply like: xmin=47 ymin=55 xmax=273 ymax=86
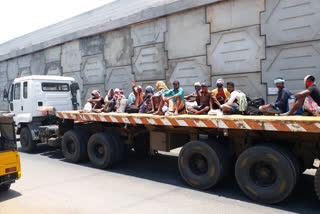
xmin=0 ymin=61 xmax=8 ymax=91
xmin=61 ymin=40 xmax=81 ymax=73
xmin=167 ymin=56 xmax=210 ymax=95
xmin=262 ymin=41 xmax=320 ymax=95
xmin=131 ymin=18 xmax=166 ymax=47
xmin=261 ymin=0 xmax=320 ymax=46
xmin=0 ymin=92 xmax=8 ymax=111
xmin=166 ymin=8 xmax=210 ymax=59
xmin=31 ymin=52 xmax=46 ymax=75
xmin=208 ymin=25 xmax=265 ymax=75
xmin=45 ymin=46 xmax=61 ymax=63
xmin=7 ymin=59 xmax=19 ymax=81
xmin=212 ymin=72 xmax=266 ymax=100
xmin=19 ymin=68 xmax=32 ymax=77
xmin=81 ymin=54 xmax=106 ymax=85
xmin=104 ymin=28 xmax=133 ymax=67
xmin=105 ymin=66 xmax=134 ymax=97
xmin=80 ymin=35 xmax=104 ymax=57
xmin=45 ymin=62 xmax=62 ymax=76
xmin=132 ymin=43 xmax=167 ymax=81
xmin=207 ymin=0 xmax=264 ymax=33
xmin=17 ymin=55 xmax=31 ymax=68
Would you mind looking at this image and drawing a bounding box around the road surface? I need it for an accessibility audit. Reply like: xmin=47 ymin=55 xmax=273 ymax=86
xmin=0 ymin=143 xmax=319 ymax=214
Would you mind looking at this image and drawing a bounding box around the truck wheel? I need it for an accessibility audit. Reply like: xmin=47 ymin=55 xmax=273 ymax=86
xmin=0 ymin=183 xmax=11 ymax=191
xmin=20 ymin=127 xmax=36 ymax=153
xmin=235 ymin=145 xmax=298 ymax=204
xmin=62 ymin=130 xmax=89 ymax=163
xmin=315 ymin=167 xmax=320 ymax=200
xmin=133 ymin=133 xmax=150 ymax=158
xmin=112 ymin=134 xmax=125 ymax=163
xmin=87 ymin=133 xmax=116 ymax=169
xmin=178 ymin=140 xmax=229 ymax=190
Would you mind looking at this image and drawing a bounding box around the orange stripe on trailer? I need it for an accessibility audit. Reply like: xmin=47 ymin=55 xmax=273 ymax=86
xmin=139 ymin=117 xmax=150 ymax=125
xmin=300 ymin=122 xmax=320 ymax=133
xmin=127 ymin=117 xmax=137 ymax=124
xmin=152 ymin=118 xmax=164 ymax=126
xmin=222 ymin=119 xmax=238 ymax=129
xmin=167 ymin=118 xmax=179 ymax=126
xmin=271 ymin=121 xmax=291 ymax=132
xmin=93 ymin=115 xmax=102 ymax=122
xmin=202 ymin=120 xmax=217 ymax=128
xmin=57 ymin=112 xmax=64 ymax=119
xmin=66 ymin=113 xmax=74 ymax=120
xmin=83 ymin=114 xmax=91 ymax=121
xmin=243 ymin=119 xmax=263 ymax=130
xmin=184 ymin=119 xmax=197 ymax=127
xmin=114 ymin=116 xmax=124 ymax=123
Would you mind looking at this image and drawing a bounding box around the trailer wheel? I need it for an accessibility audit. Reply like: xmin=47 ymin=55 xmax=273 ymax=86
xmin=0 ymin=183 xmax=11 ymax=191
xmin=235 ymin=145 xmax=298 ymax=204
xmin=315 ymin=167 xmax=320 ymax=200
xmin=133 ymin=133 xmax=150 ymax=158
xmin=178 ymin=141 xmax=229 ymax=190
xmin=112 ymin=134 xmax=125 ymax=163
xmin=87 ymin=133 xmax=116 ymax=169
xmin=20 ymin=127 xmax=36 ymax=153
xmin=62 ymin=130 xmax=89 ymax=163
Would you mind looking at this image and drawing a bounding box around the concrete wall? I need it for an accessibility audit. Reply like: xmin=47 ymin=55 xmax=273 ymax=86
xmin=1 ymin=0 xmax=320 ymax=111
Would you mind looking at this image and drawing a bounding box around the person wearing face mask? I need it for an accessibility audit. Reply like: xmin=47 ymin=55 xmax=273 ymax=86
xmin=283 ymin=75 xmax=320 ymax=116
xmin=187 ymin=83 xmax=213 ymax=114
xmin=212 ymin=79 xmax=230 ymax=109
xmin=185 ymin=82 xmax=201 ymax=102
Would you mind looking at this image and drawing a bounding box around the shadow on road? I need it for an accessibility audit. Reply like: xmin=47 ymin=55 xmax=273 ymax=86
xmin=0 ymin=189 xmax=22 ymax=203
xmin=20 ymin=145 xmax=320 ymax=213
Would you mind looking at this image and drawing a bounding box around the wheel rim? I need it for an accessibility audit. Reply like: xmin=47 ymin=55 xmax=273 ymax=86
xmin=189 ymin=153 xmax=208 ymax=175
xmin=249 ymin=161 xmax=277 ymax=188
xmin=94 ymin=143 xmax=105 ymax=159
xmin=66 ymin=141 xmax=75 ymax=154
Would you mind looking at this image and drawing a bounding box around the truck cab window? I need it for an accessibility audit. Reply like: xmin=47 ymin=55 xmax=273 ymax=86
xmin=14 ymin=83 xmax=21 ymax=100
xmin=42 ymin=83 xmax=69 ymax=92
xmin=23 ymin=82 xmax=28 ymax=99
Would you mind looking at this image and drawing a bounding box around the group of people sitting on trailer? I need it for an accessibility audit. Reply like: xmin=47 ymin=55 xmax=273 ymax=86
xmin=86 ymin=75 xmax=320 ymax=116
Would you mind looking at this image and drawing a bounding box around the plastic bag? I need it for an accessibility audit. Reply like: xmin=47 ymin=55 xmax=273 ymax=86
xmin=83 ymin=102 xmax=92 ymax=113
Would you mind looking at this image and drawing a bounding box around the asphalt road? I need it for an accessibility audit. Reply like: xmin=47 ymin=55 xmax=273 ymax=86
xmin=0 ymin=143 xmax=319 ymax=214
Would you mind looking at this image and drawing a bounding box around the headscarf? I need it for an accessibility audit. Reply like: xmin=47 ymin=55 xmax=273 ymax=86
xmin=304 ymin=75 xmax=316 ymax=88
xmin=135 ymin=86 xmax=143 ymax=106
xmin=91 ymin=90 xmax=100 ymax=99
xmin=156 ymin=81 xmax=169 ymax=92
xmin=105 ymin=89 xmax=114 ymax=102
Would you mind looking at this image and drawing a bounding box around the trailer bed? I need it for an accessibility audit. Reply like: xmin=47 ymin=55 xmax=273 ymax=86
xmin=57 ymin=111 xmax=320 ymax=133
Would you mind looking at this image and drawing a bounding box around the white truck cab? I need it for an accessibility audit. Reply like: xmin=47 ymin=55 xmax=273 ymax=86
xmin=3 ymin=75 xmax=81 ymax=152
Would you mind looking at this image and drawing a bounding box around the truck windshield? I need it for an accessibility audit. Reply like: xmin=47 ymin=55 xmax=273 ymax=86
xmin=42 ymin=83 xmax=70 ymax=92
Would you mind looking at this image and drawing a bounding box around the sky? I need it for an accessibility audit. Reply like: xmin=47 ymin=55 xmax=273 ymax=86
xmin=0 ymin=0 xmax=116 ymax=44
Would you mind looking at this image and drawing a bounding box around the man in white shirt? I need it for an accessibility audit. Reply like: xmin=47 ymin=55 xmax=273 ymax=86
xmin=220 ymin=82 xmax=247 ymax=114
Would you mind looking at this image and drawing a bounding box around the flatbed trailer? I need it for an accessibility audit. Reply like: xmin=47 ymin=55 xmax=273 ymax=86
xmin=56 ymin=111 xmax=320 ymax=204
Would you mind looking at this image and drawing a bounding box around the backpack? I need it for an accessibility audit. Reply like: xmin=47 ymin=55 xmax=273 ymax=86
xmin=246 ymin=98 xmax=265 ymax=115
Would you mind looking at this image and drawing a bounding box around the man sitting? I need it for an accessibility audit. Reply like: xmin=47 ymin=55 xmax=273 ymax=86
xmin=187 ymin=83 xmax=212 ymax=115
xmin=212 ymin=79 xmax=230 ymax=109
xmin=220 ymin=82 xmax=247 ymax=114
xmin=260 ymin=78 xmax=291 ymax=115
xmin=154 ymin=80 xmax=185 ymax=116
xmin=284 ymin=75 xmax=320 ymax=115
xmin=88 ymin=90 xmax=105 ymax=111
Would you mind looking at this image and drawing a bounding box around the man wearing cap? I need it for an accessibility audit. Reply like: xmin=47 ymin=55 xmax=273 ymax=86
xmin=155 ymin=80 xmax=185 ymax=116
xmin=212 ymin=79 xmax=230 ymax=109
xmin=260 ymin=77 xmax=291 ymax=114
xmin=185 ymin=82 xmax=201 ymax=103
xmin=284 ymin=75 xmax=320 ymax=115
xmin=188 ymin=83 xmax=213 ymax=115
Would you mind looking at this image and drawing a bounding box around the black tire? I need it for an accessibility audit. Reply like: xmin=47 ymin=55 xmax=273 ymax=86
xmin=133 ymin=133 xmax=150 ymax=158
xmin=235 ymin=145 xmax=298 ymax=204
xmin=0 ymin=183 xmax=11 ymax=191
xmin=178 ymin=140 xmax=229 ymax=190
xmin=20 ymin=127 xmax=36 ymax=153
xmin=112 ymin=134 xmax=125 ymax=163
xmin=87 ymin=133 xmax=116 ymax=169
xmin=315 ymin=167 xmax=320 ymax=200
xmin=61 ymin=130 xmax=89 ymax=163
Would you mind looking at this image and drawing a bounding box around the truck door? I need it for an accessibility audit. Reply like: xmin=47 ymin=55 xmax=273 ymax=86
xmin=12 ymin=83 xmax=22 ymax=114
xmin=21 ymin=81 xmax=31 ymax=113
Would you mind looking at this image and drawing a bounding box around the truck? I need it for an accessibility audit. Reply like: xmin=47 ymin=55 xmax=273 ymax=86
xmin=0 ymin=112 xmax=21 ymax=191
xmin=3 ymin=75 xmax=81 ymax=152
xmin=3 ymin=75 xmax=320 ymax=204
xmin=54 ymin=110 xmax=320 ymax=204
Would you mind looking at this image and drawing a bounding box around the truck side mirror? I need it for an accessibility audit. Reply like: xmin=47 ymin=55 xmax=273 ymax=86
xmin=3 ymin=89 xmax=8 ymax=100
xmin=70 ymin=82 xmax=80 ymax=94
